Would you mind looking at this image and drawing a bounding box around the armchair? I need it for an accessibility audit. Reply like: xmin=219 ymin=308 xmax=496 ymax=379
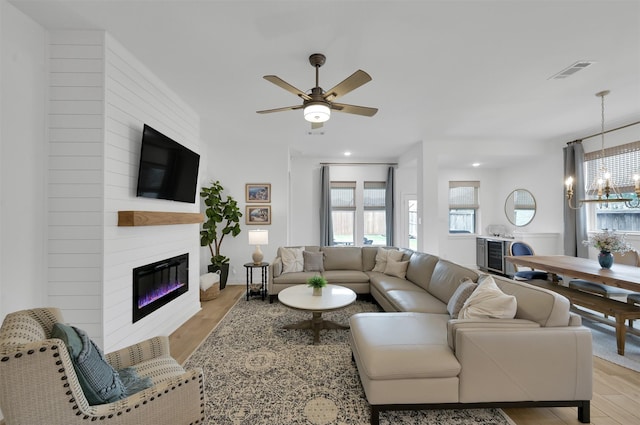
xmin=0 ymin=308 xmax=204 ymax=425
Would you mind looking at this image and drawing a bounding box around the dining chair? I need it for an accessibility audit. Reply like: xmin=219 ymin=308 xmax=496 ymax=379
xmin=508 ymin=241 xmax=550 ymax=281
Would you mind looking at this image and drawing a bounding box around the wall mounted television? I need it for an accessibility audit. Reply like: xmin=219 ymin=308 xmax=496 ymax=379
xmin=136 ymin=124 xmax=200 ymax=203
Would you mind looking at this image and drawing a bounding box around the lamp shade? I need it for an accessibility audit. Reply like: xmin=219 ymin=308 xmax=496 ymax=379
xmin=304 ymin=102 xmax=330 ymax=123
xmin=248 ymin=229 xmax=269 ymax=246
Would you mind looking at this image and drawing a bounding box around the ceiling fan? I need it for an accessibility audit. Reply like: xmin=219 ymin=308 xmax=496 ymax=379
xmin=257 ymin=53 xmax=378 ymax=128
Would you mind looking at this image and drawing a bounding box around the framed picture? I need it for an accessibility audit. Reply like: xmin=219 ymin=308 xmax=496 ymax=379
xmin=246 ymin=205 xmax=271 ymax=225
xmin=246 ymin=183 xmax=271 ymax=203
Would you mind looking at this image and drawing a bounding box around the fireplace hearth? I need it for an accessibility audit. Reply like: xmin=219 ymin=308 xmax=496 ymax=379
xmin=133 ymin=253 xmax=189 ymax=323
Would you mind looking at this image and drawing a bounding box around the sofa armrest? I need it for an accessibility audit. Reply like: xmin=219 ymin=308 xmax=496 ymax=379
xmin=447 ymin=318 xmax=540 ymax=350
xmin=87 ymin=368 xmax=205 ymax=423
xmin=270 ymin=257 xmax=283 ymax=278
xmin=106 ymin=336 xmax=171 ymax=370
xmin=455 ymin=327 xmax=592 ymax=403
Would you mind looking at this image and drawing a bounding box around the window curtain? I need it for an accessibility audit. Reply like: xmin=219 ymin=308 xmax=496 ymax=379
xmin=385 ymin=166 xmax=395 ymax=246
xmin=563 ymin=141 xmax=589 ymax=257
xmin=320 ymin=165 xmax=333 ymax=246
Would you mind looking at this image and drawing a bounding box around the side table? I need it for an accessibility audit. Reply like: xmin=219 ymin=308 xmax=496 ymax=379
xmin=243 ymin=262 xmax=269 ymax=301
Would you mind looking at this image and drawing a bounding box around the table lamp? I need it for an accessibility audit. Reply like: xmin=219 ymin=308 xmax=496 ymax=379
xmin=248 ymin=229 xmax=269 ymax=264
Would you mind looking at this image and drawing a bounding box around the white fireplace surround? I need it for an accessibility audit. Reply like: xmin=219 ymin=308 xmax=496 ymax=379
xmin=46 ymin=30 xmax=202 ymax=352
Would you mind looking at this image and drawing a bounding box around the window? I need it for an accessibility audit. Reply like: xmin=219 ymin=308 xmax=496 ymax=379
xmin=330 ymin=182 xmax=355 ymax=245
xmin=363 ymin=182 xmax=386 ymax=246
xmin=584 ymin=141 xmax=640 ymax=232
xmin=407 ymin=197 xmax=418 ymax=250
xmin=449 ymin=181 xmax=479 ymax=234
xmin=330 ymin=180 xmax=390 ymax=246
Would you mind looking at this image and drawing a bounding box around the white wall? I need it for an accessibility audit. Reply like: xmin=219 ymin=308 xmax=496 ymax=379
xmin=200 ymin=132 xmax=290 ymax=282
xmin=0 ymin=0 xmax=47 ymax=320
xmin=0 ymin=25 xmax=203 ymax=352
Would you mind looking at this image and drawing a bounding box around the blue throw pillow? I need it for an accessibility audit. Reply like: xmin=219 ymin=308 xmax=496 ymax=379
xmin=119 ymin=367 xmax=154 ymax=396
xmin=51 ymin=323 xmax=126 ymax=405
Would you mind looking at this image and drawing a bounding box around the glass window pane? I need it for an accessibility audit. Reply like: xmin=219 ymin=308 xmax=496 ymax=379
xmin=593 ymin=191 xmax=640 ymax=231
xmin=408 ymin=199 xmax=418 ymax=250
xmin=364 ymin=210 xmax=386 ymax=246
xmin=331 ymin=211 xmax=354 ymax=245
xmin=449 ymin=209 xmax=476 ymax=234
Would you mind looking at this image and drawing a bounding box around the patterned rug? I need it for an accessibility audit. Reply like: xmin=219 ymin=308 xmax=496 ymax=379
xmin=184 ymin=298 xmax=514 ymax=425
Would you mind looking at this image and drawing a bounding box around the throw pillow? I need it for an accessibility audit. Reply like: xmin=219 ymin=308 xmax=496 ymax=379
xmin=118 ymin=367 xmax=153 ymax=396
xmin=51 ymin=323 xmax=126 ymax=405
xmin=458 ymin=275 xmax=517 ymax=319
xmin=281 ymin=247 xmax=304 ymax=273
xmin=372 ymin=248 xmax=403 ymax=273
xmin=446 ymin=279 xmax=478 ymax=319
xmin=303 ymin=251 xmax=324 ymax=272
xmin=384 ymin=258 xmax=410 ymax=279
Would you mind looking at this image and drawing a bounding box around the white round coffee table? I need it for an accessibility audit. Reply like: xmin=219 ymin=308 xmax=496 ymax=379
xmin=278 ymin=284 xmax=357 ymax=344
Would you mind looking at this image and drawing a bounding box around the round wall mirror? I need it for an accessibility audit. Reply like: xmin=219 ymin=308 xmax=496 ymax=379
xmin=504 ymin=189 xmax=536 ymax=226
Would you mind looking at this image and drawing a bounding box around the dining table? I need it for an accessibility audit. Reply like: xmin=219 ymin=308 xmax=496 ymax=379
xmin=505 ymin=254 xmax=640 ymax=355
xmin=505 ymin=255 xmax=640 ymax=291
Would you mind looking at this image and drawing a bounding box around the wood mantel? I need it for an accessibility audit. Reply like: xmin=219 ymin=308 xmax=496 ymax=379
xmin=118 ymin=211 xmax=204 ymax=226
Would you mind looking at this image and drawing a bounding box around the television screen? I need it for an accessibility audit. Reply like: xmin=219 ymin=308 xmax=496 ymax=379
xmin=136 ymin=124 xmax=200 ymax=203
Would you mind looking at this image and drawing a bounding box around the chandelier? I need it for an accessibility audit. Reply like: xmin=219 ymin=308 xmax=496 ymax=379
xmin=565 ymin=90 xmax=640 ymax=209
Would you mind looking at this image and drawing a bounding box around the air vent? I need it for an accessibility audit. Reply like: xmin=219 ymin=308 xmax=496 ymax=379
xmin=549 ymin=61 xmax=596 ymax=80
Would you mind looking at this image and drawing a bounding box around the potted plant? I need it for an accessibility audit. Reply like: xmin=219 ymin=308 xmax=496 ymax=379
xmin=582 ymin=230 xmax=632 ymax=269
xmin=307 ymin=275 xmax=327 ymax=296
xmin=200 ymin=181 xmax=242 ymax=289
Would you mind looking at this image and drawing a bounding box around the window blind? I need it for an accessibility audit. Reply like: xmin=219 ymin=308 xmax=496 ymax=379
xmin=330 ymin=181 xmax=356 ymax=209
xmin=364 ymin=181 xmax=386 ymax=209
xmin=449 ymin=181 xmax=479 ymax=209
xmin=585 ymin=140 xmax=640 ymax=193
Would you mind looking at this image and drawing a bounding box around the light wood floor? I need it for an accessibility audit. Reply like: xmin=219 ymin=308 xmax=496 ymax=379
xmin=170 ymin=285 xmax=640 ymax=425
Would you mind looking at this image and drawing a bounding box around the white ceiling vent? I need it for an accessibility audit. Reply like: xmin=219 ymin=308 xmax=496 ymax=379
xmin=548 ymin=61 xmax=596 ymax=80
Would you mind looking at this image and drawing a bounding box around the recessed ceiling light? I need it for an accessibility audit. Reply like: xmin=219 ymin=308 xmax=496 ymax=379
xmin=472 ymin=162 xmax=480 ymax=167
xmin=344 ymin=151 xmax=352 ymax=156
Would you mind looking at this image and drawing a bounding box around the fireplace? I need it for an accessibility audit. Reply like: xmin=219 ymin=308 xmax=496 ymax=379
xmin=133 ymin=253 xmax=189 ymax=323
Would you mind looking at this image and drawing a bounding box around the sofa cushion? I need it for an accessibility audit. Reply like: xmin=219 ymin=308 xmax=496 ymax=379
xmin=303 ymin=250 xmax=324 ymax=272
xmin=385 ymin=290 xmax=449 ymax=314
xmin=372 ymin=247 xmax=403 ymax=272
xmin=51 ymin=323 xmax=126 ymax=405
xmin=322 ymin=246 xmax=363 ymax=270
xmin=349 ymin=312 xmax=460 ymax=380
xmin=459 ymin=275 xmax=517 ymax=319
xmin=273 ymin=271 xmax=320 ymax=285
xmin=281 ymin=247 xmax=304 ymax=273
xmin=384 ymin=258 xmax=409 ymax=279
xmin=428 ymin=260 xmax=480 ymax=304
xmin=368 ymin=272 xmax=426 ymax=294
xmin=277 ymin=246 xmax=320 ymax=257
xmin=447 ymin=279 xmax=478 ymax=319
xmin=362 ymin=246 xmax=385 ymax=271
xmin=492 ymin=275 xmax=572 ymax=327
xmin=405 ymin=252 xmax=439 ymax=291
xmin=322 ymin=270 xmax=370 ymax=283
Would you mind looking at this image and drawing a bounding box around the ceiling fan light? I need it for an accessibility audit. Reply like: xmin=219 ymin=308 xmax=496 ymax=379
xmin=304 ymin=102 xmax=330 ymax=123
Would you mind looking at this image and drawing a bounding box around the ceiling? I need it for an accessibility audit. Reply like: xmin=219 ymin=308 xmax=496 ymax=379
xmin=9 ymin=0 xmax=640 ymax=165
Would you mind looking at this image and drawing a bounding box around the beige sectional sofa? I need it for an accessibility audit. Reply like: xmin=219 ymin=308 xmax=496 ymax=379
xmin=268 ymin=245 xmax=593 ymax=424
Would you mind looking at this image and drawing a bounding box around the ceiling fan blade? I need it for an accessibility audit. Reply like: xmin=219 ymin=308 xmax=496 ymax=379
xmin=323 ymin=70 xmax=372 ymax=101
xmin=331 ymin=102 xmax=378 ymax=117
xmin=256 ymin=105 xmax=303 ymax=114
xmin=311 ymin=122 xmax=324 ymax=129
xmin=263 ymin=75 xmax=312 ymax=100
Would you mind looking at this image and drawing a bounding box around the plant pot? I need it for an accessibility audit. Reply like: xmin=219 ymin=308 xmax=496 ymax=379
xmin=208 ymin=263 xmax=229 ymax=289
xmin=312 ymin=287 xmax=322 ymax=296
xmin=598 ymin=251 xmax=614 ymax=269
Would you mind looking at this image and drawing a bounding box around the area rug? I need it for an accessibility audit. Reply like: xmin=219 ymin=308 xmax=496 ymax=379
xmin=184 ymin=298 xmax=515 ymax=425
xmin=580 ymin=314 xmax=640 ymax=372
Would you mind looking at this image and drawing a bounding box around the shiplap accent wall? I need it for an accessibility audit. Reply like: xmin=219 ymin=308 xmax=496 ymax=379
xmin=48 ymin=31 xmax=202 ymax=352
